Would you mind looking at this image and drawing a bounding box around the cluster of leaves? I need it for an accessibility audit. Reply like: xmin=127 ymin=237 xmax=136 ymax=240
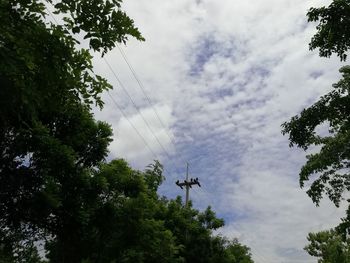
xmin=308 ymin=0 xmax=350 ymax=61
xmin=0 ymin=0 xmax=253 ymax=262
xmin=0 ymin=0 xmax=135 ymax=259
xmin=282 ymin=65 xmax=350 ymax=207
xmin=282 ymin=0 xmax=350 ymax=213
xmin=1 ymin=156 xmax=254 ymax=263
xmin=282 ymin=0 xmax=350 ymax=262
xmin=305 ymin=229 xmax=350 ymax=263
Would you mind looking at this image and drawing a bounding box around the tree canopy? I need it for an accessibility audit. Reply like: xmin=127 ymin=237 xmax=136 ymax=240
xmin=305 ymin=229 xmax=350 ymax=263
xmin=282 ymin=65 xmax=350 ymax=207
xmin=282 ymin=0 xmax=350 ymax=210
xmin=307 ymin=0 xmax=350 ymax=61
xmin=282 ymin=0 xmax=350 ymax=261
xmin=0 ymin=0 xmax=253 ymax=262
xmin=1 ymin=0 xmax=142 ymax=259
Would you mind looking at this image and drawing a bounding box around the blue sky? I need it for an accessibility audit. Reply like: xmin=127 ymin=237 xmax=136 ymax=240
xmin=92 ymin=0 xmax=347 ymax=262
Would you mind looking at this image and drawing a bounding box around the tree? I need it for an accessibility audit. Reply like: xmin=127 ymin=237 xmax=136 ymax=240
xmin=162 ymin=199 xmax=224 ymax=263
xmin=0 ymin=1 xmax=255 ymax=262
xmin=282 ymin=0 xmax=350 ymax=208
xmin=283 ymin=0 xmax=350 ymax=261
xmin=224 ymin=239 xmax=254 ymax=263
xmin=161 ymin=199 xmax=254 ymax=263
xmin=0 ymin=0 xmax=143 ymax=260
xmin=307 ymin=0 xmax=350 ymax=61
xmin=305 ymin=229 xmax=350 ymax=263
xmin=282 ymin=66 xmax=350 ymax=207
xmin=39 ymin=158 xmax=253 ymax=263
xmin=44 ymin=159 xmax=183 ymax=263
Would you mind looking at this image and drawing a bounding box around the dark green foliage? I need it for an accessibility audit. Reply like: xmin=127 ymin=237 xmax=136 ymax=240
xmin=283 ymin=0 xmax=350 ymax=208
xmin=0 ymin=0 xmax=254 ymax=262
xmin=53 ymin=0 xmax=145 ymax=54
xmin=43 ymin=160 xmax=182 ymax=263
xmin=0 ymin=0 xmax=140 ymax=261
xmin=224 ymin=239 xmax=254 ymax=263
xmin=305 ymin=229 xmax=350 ymax=263
xmin=284 ymin=1 xmax=350 ymax=262
xmin=308 ymin=0 xmax=350 ymax=61
xmin=337 ymin=205 xmax=350 ymax=240
xmin=282 ymin=66 xmax=350 ymax=207
xmin=163 ymin=199 xmax=223 ymax=263
xmin=1 ymin=156 xmax=253 ymax=262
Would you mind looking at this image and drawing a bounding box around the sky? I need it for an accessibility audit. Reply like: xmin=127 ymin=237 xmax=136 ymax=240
xmin=91 ymin=0 xmax=347 ymax=262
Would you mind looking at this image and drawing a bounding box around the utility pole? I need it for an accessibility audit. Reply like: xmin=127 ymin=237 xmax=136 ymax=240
xmin=175 ymin=163 xmax=201 ymax=207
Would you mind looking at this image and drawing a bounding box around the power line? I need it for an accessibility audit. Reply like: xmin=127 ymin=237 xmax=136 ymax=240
xmin=45 ymin=10 xmax=266 ymax=260
xmin=44 ymin=3 xmax=59 ymax=24
xmin=106 ymin=92 xmax=159 ymax=159
xmin=44 ymin=2 xmax=174 ymax=177
xmin=104 ymin=57 xmax=174 ymax=161
xmin=116 ymin=43 xmax=177 ymax=147
xmin=43 ymin=6 xmax=323 ymax=263
xmin=38 ymin=10 xmax=269 ymax=263
xmin=43 ymin=3 xmax=161 ymax=162
xmin=103 ymin=56 xmax=192 ymax=181
xmin=107 ymin=91 xmax=179 ymax=177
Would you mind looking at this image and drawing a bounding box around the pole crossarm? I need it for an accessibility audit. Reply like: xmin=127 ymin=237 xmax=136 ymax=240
xmin=175 ymin=163 xmax=201 ymax=207
xmin=175 ymin=178 xmax=201 ymax=189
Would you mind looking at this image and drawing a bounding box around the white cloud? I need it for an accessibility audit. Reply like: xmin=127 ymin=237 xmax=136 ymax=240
xmin=95 ymin=103 xmax=175 ymax=169
xmin=92 ymin=0 xmax=347 ymax=262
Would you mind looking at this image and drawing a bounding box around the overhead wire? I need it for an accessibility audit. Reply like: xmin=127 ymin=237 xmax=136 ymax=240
xmin=106 ymin=92 xmax=159 ymax=159
xmin=103 ymin=57 xmax=185 ymax=179
xmin=37 ymin=6 xmax=302 ymax=263
xmin=116 ymin=43 xmax=177 ymax=147
xmin=106 ymin=91 xmax=175 ymax=177
xmin=44 ymin=2 xmax=58 ymax=24
xmin=44 ymin=4 xmax=152 ymax=154
xmin=115 ymin=43 xmax=195 ymax=184
xmin=45 ymin=6 xmax=332 ymax=263
xmin=45 ymin=7 xmax=272 ymax=263
xmin=44 ymin=0 xmax=179 ymax=173
xmin=103 ymin=57 xmax=174 ymax=161
xmin=43 ymin=1 xmax=174 ymax=177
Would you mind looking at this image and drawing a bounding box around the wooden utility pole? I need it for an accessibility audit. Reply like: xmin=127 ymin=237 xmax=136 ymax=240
xmin=175 ymin=163 xmax=201 ymax=207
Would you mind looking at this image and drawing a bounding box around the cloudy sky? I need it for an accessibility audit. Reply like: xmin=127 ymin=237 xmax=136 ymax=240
xmin=90 ymin=0 xmax=347 ymax=262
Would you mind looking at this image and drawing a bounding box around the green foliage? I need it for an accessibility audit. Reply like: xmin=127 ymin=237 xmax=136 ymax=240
xmin=283 ymin=0 xmax=350 ymax=208
xmin=224 ymin=239 xmax=254 ymax=263
xmin=284 ymin=1 xmax=350 ymax=261
xmin=337 ymin=205 xmax=350 ymax=240
xmin=29 ymin=158 xmax=253 ymax=263
xmin=144 ymin=160 xmax=165 ymax=192
xmin=44 ymin=159 xmax=183 ymax=263
xmin=0 ymin=0 xmax=254 ymax=262
xmin=305 ymin=229 xmax=350 ymax=263
xmin=53 ymin=0 xmax=145 ymax=54
xmin=307 ymin=0 xmax=350 ymax=61
xmin=282 ymin=66 xmax=350 ymax=206
xmin=0 ymin=0 xmax=141 ymax=260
